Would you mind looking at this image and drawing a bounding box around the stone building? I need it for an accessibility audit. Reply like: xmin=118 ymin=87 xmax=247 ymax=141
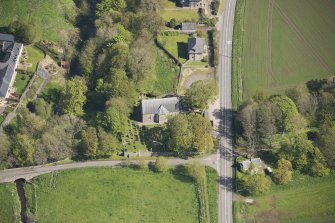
xmin=141 ymin=97 xmax=180 ymax=124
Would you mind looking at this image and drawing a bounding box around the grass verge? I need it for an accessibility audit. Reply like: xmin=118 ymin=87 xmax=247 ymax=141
xmin=231 ymin=0 xmax=245 ymax=109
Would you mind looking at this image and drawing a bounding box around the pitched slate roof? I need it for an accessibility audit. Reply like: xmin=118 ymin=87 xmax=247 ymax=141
xmin=240 ymin=158 xmax=263 ymax=171
xmin=182 ymin=22 xmax=196 ymax=31
xmin=0 ymin=33 xmax=14 ymax=42
xmin=0 ymin=43 xmax=23 ymax=98
xmin=188 ymin=37 xmax=206 ymax=54
xmin=142 ymin=97 xmax=180 ymax=115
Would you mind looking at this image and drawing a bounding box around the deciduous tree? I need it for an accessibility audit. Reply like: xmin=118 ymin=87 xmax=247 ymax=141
xmin=81 ymin=127 xmax=99 ymax=158
xmin=61 ymin=76 xmax=88 ymax=116
xmin=272 ymin=159 xmax=293 ymax=185
xmin=184 ymin=80 xmax=216 ymax=110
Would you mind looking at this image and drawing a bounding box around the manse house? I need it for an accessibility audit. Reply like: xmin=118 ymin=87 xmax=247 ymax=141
xmin=0 ymin=33 xmax=23 ymax=101
xmin=188 ymin=37 xmax=207 ymax=61
xmin=141 ymin=97 xmax=180 ymax=124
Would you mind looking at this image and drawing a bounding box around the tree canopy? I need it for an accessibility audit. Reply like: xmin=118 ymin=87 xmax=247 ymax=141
xmin=61 ymin=76 xmax=88 ymax=116
xmin=184 ymin=80 xmax=217 ymax=110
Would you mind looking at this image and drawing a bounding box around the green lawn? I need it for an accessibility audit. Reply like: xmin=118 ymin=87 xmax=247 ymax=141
xmin=153 ymin=49 xmax=180 ymax=95
xmin=14 ymin=71 xmax=33 ymax=95
xmin=41 ymin=74 xmax=65 ymax=103
xmin=0 ymin=183 xmax=21 ymax=223
xmin=234 ymin=173 xmax=335 ymax=222
xmin=157 ymin=32 xmax=190 ymax=63
xmin=0 ymin=0 xmax=77 ymax=42
xmin=235 ymin=0 xmax=335 ymax=103
xmin=25 ymin=46 xmax=45 ymax=72
xmin=160 ymin=9 xmax=199 ymax=22
xmin=30 ymin=167 xmax=204 ymax=223
xmin=161 ymin=0 xmax=179 ymax=8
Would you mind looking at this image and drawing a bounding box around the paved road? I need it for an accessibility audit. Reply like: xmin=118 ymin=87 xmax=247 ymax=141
xmin=217 ymin=0 xmax=236 ymax=222
xmin=0 ymin=156 xmax=218 ymax=183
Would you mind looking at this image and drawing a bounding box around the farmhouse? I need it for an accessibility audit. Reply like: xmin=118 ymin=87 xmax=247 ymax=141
xmin=141 ymin=97 xmax=180 ymax=124
xmin=180 ymin=0 xmax=204 ymax=9
xmin=0 ymin=34 xmax=23 ymax=100
xmin=240 ymin=158 xmax=264 ymax=173
xmin=181 ymin=22 xmax=197 ymax=33
xmin=188 ymin=37 xmax=207 ymax=61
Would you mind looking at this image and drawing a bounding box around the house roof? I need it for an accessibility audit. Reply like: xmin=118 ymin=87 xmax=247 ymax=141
xmin=182 ymin=22 xmax=196 ymax=31
xmin=142 ymin=97 xmax=180 ymax=116
xmin=188 ymin=37 xmax=206 ymax=54
xmin=0 ymin=33 xmax=14 ymax=42
xmin=0 ymin=43 xmax=23 ymax=97
xmin=240 ymin=158 xmax=263 ymax=171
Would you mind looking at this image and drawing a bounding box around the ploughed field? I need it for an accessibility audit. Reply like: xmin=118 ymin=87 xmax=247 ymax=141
xmin=21 ymin=167 xmax=217 ymax=223
xmin=239 ymin=0 xmax=335 ymax=99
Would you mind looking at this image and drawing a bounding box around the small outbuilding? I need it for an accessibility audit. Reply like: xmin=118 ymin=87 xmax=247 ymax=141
xmin=181 ymin=22 xmax=197 ymax=33
xmin=141 ymin=97 xmax=180 ymax=124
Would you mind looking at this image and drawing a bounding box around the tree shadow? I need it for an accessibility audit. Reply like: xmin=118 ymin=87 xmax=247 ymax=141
xmin=140 ymin=126 xmax=166 ymax=152
xmin=168 ymin=0 xmax=181 ymax=7
xmin=170 ymin=165 xmax=194 ymax=183
xmin=258 ymin=150 xmax=278 ymax=167
xmin=306 ymin=79 xmax=327 ymax=93
xmin=177 ymin=42 xmax=188 ymax=60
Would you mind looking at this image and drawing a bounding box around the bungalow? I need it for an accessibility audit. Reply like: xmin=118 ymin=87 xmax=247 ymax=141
xmin=240 ymin=158 xmax=264 ymax=173
xmin=181 ymin=22 xmax=197 ymax=33
xmin=188 ymin=37 xmax=207 ymax=61
xmin=0 ymin=34 xmax=23 ymax=100
xmin=141 ymin=97 xmax=180 ymax=124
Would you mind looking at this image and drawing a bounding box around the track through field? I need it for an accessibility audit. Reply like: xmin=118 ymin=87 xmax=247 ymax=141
xmin=275 ymin=4 xmax=332 ymax=73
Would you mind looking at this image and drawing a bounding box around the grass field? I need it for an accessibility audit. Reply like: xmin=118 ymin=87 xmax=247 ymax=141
xmin=157 ymin=32 xmax=190 ymax=63
xmin=25 ymin=46 xmax=45 ymax=72
xmin=234 ymin=0 xmax=335 ymax=106
xmin=153 ymin=49 xmax=180 ymax=95
xmin=234 ymin=173 xmax=335 ymax=223
xmin=160 ymin=9 xmax=199 ymax=22
xmin=28 ymin=167 xmax=217 ymax=223
xmin=0 ymin=0 xmax=77 ymax=42
xmin=0 ymin=183 xmax=21 ymax=223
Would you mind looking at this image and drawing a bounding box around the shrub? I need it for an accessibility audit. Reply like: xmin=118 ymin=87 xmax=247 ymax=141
xmin=272 ymin=159 xmax=293 ymax=185
xmin=240 ymin=174 xmax=272 ymax=195
xmin=155 ymin=156 xmax=169 ymax=172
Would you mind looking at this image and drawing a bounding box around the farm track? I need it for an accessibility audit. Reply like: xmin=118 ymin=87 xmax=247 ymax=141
xmin=266 ymin=0 xmax=276 ymax=88
xmin=275 ymin=4 xmax=333 ymax=74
